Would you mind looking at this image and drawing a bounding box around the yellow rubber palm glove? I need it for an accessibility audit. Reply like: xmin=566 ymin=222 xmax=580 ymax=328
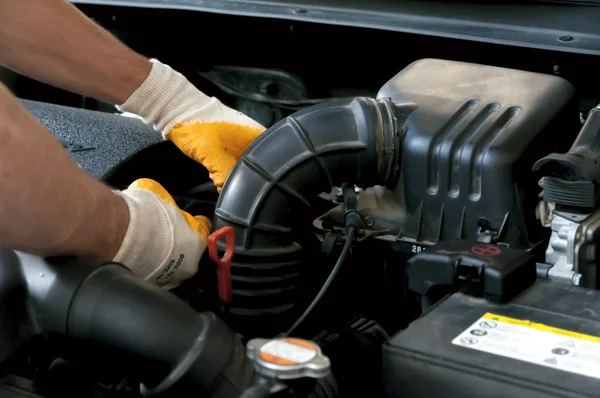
xmin=113 ymin=178 xmax=211 ymax=289
xmin=167 ymin=121 xmax=264 ymax=191
xmin=117 ymin=59 xmax=266 ymax=191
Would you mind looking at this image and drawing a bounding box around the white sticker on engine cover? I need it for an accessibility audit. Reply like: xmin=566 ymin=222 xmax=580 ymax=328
xmin=452 ymin=312 xmax=600 ymax=380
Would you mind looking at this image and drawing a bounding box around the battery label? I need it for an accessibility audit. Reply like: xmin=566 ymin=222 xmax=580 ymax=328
xmin=452 ymin=312 xmax=600 ymax=380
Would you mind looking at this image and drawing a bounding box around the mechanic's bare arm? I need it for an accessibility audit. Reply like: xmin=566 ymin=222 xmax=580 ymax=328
xmin=0 ymin=79 xmax=214 ymax=288
xmin=0 ymin=82 xmax=129 ymax=258
xmin=0 ymin=0 xmax=150 ymax=104
xmin=0 ymin=0 xmax=263 ymax=289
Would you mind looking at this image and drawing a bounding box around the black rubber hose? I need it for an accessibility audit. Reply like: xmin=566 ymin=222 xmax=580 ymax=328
xmin=0 ymin=250 xmax=35 ymax=363
xmin=213 ymin=97 xmax=402 ymax=257
xmin=14 ymin=251 xmax=253 ymax=396
xmin=68 ymin=266 xmax=242 ymax=391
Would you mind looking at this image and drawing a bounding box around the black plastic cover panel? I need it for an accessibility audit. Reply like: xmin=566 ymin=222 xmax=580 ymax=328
xmin=375 ymin=59 xmax=579 ymax=249
xmin=22 ymin=100 xmax=161 ymax=180
xmin=406 ymin=240 xmax=536 ymax=303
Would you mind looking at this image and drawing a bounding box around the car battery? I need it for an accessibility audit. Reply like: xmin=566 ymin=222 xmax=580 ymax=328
xmin=382 ymin=280 xmax=600 ymax=398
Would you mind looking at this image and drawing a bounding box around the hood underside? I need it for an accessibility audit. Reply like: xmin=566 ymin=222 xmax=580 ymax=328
xmin=70 ymin=0 xmax=600 ymax=55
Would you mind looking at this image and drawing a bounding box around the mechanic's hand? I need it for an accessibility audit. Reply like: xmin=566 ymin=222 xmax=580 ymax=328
xmin=117 ymin=59 xmax=266 ymax=191
xmin=113 ymin=178 xmax=211 ymax=290
xmin=167 ymin=120 xmax=264 ymax=192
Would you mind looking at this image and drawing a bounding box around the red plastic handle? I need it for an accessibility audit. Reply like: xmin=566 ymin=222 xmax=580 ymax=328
xmin=208 ymin=226 xmax=234 ymax=304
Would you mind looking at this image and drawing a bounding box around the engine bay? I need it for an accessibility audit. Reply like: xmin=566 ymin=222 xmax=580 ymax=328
xmin=3 ymin=3 xmax=600 ymax=398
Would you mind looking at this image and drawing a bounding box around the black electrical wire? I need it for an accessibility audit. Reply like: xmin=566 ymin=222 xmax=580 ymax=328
xmin=282 ymin=227 xmax=356 ymax=337
xmin=282 ymin=183 xmax=360 ymax=337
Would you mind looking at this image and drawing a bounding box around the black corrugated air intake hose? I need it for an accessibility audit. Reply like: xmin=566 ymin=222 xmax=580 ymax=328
xmin=212 ymin=97 xmax=407 ymax=326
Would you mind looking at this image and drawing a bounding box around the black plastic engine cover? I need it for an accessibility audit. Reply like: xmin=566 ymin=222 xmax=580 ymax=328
xmin=320 ymin=59 xmax=580 ymax=250
xmin=379 ymin=59 xmax=579 ymax=249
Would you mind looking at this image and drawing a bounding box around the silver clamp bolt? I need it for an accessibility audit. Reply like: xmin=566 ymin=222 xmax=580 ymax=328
xmin=246 ymin=337 xmax=331 ymax=380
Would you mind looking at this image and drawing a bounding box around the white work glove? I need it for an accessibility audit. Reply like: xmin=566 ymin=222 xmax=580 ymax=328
xmin=113 ymin=179 xmax=211 ymax=290
xmin=117 ymin=59 xmax=266 ymax=191
xmin=111 ymin=59 xmax=266 ymax=289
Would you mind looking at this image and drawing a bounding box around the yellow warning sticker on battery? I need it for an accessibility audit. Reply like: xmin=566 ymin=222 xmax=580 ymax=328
xmin=482 ymin=313 xmax=600 ymax=343
xmin=452 ymin=312 xmax=600 ymax=380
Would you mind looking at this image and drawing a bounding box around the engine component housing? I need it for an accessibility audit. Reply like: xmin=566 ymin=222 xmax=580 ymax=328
xmin=542 ymin=208 xmax=600 ymax=289
xmin=318 ymin=58 xmax=580 ymax=252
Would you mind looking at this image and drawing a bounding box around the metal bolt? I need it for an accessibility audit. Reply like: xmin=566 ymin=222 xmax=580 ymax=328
xmin=558 ymin=36 xmax=574 ymax=43
xmin=293 ymin=8 xmax=308 ymax=14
